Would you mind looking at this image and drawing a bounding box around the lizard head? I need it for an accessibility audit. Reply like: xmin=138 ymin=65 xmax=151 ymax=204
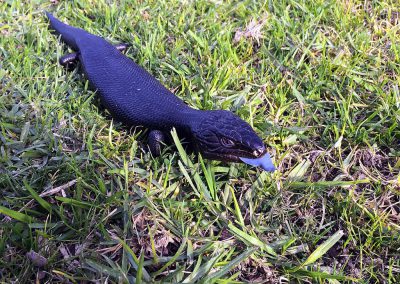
xmin=190 ymin=110 xmax=275 ymax=171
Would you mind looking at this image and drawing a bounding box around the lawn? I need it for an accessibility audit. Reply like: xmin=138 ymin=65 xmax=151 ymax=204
xmin=1 ymin=0 xmax=399 ymax=282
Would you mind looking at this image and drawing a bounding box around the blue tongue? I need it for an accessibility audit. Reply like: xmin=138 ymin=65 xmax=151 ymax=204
xmin=239 ymin=153 xmax=276 ymax=172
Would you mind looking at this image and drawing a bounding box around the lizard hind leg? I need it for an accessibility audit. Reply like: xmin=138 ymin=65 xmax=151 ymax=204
xmin=148 ymin=130 xmax=166 ymax=157
xmin=115 ymin=43 xmax=129 ymax=53
xmin=59 ymin=52 xmax=79 ymax=70
xmin=58 ymin=43 xmax=129 ymax=70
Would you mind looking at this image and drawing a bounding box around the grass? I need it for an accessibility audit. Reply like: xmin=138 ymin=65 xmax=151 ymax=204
xmin=1 ymin=0 xmax=399 ymax=282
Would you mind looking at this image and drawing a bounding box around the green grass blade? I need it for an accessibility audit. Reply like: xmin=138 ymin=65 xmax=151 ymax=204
xmin=228 ymin=223 xmax=276 ymax=257
xmin=85 ymin=259 xmax=131 ymax=282
xmin=135 ymin=250 xmax=145 ymax=284
xmin=23 ymin=179 xmax=52 ymax=213
xmin=55 ymin=197 xmax=94 ymax=209
xmin=183 ymin=252 xmax=225 ymax=283
xmin=118 ymin=238 xmax=151 ymax=282
xmin=0 ymin=205 xmax=34 ymax=223
xmin=153 ymin=238 xmax=187 ymax=277
xmin=229 ymin=186 xmax=245 ymax=227
xmin=208 ymin=247 xmax=257 ymax=280
xmin=289 ymin=179 xmax=370 ymax=189
xmin=293 ymin=268 xmax=359 ymax=282
xmin=297 ymin=230 xmax=344 ymax=269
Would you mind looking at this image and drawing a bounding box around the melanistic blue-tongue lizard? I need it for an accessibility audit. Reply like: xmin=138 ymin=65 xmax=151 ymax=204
xmin=45 ymin=12 xmax=275 ymax=172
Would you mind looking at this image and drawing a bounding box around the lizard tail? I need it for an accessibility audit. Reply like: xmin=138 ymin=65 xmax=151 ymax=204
xmin=45 ymin=12 xmax=89 ymax=51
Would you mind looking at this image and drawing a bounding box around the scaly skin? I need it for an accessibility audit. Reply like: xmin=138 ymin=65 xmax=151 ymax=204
xmin=45 ymin=12 xmax=274 ymax=170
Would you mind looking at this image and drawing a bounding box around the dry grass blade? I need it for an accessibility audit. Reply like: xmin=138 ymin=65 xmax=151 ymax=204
xmin=39 ymin=179 xmax=77 ymax=197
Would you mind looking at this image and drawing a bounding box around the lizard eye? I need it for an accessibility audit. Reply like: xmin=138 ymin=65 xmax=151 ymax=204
xmin=220 ymin=137 xmax=235 ymax=148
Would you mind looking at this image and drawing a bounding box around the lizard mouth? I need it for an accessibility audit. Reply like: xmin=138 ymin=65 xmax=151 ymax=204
xmin=239 ymin=153 xmax=276 ymax=172
xmin=201 ymin=146 xmax=275 ymax=172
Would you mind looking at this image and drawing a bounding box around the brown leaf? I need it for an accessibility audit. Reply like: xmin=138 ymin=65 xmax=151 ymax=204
xmin=142 ymin=11 xmax=150 ymax=21
xmin=233 ymin=15 xmax=268 ymax=45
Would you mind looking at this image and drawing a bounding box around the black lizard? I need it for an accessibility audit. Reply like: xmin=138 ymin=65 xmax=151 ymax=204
xmin=45 ymin=12 xmax=275 ymax=172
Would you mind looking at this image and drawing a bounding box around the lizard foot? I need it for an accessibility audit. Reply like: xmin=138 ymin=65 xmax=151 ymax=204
xmin=148 ymin=130 xmax=166 ymax=157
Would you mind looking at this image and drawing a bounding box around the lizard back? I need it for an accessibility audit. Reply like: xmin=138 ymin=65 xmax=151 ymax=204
xmin=47 ymin=12 xmax=192 ymax=130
